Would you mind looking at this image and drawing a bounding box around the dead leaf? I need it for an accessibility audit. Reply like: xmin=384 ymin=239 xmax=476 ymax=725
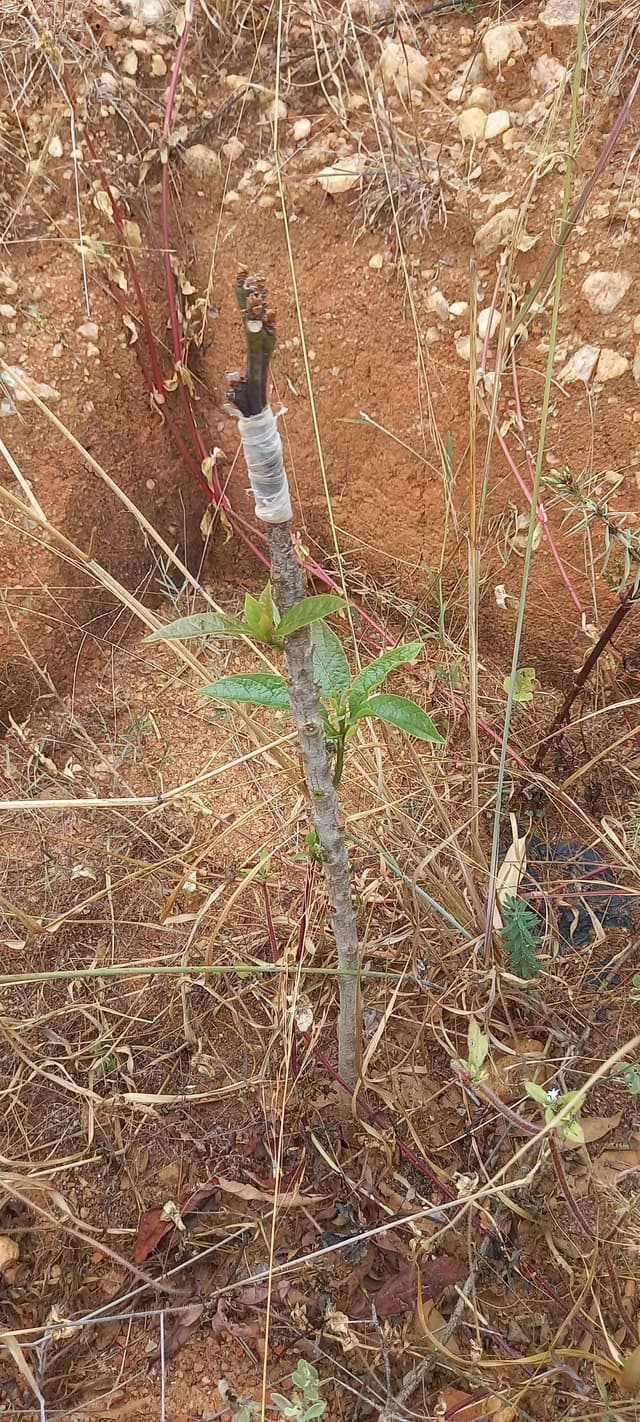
xmin=237 ymin=1279 xmax=289 ymax=1306
xmin=485 ymin=1038 xmax=545 ymax=1104
xmin=351 ymin=1256 xmax=465 ymax=1321
xmin=562 ymin=1110 xmax=622 ymax=1151
xmin=134 ymin=1181 xmax=217 ymax=1262
xmin=619 ymin=1342 xmax=640 ymax=1395
xmin=149 ymin=1303 xmax=203 ymax=1362
xmin=135 ymin=1174 xmax=320 ymax=1261
xmin=211 ymin=1299 xmax=258 ymax=1342
xmin=440 ymin=1386 xmax=515 ymax=1422
xmin=592 ymin=1146 xmax=640 ymax=1187
xmin=493 ymin=813 xmax=528 ymax=929
xmin=215 ymin=1175 xmax=322 ymax=1207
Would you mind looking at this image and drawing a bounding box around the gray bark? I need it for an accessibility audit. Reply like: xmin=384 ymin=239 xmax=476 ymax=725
xmin=268 ymin=522 xmax=361 ymax=1089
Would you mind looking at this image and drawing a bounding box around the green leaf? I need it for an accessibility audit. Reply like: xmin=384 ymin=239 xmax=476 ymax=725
xmin=500 ymin=894 xmax=542 ymax=979
xmin=277 ymin=595 xmax=347 ymax=640
xmin=292 ymin=1362 xmax=318 ymax=1391
xmin=467 ymin=1019 xmax=489 ymax=1080
xmin=197 ymin=674 xmax=291 ymax=710
xmin=557 ymin=1115 xmax=584 ymax=1146
xmin=310 ymin=619 xmax=350 ymax=699
xmin=303 ymin=1405 xmax=326 ymax=1421
xmin=146 ymin=612 xmax=249 ymax=643
xmin=503 ymin=666 xmax=536 ymax=704
xmin=525 ymin=1080 xmax=550 ymax=1107
xmin=244 ymin=590 xmax=275 ymax=643
xmin=354 ymin=693 xmax=444 ymax=743
xmin=349 ymin=641 xmax=422 ymax=709
xmin=270 ymin=1396 xmax=297 ymax=1417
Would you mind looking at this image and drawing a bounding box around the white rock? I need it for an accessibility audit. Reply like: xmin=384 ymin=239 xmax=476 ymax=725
xmin=222 ymin=137 xmax=244 ymax=162
xmin=447 ymin=83 xmax=464 ymax=102
xmin=121 ymin=51 xmax=139 ymax=76
xmin=98 ymin=71 xmax=119 ymax=97
xmin=457 ymin=54 xmax=485 ymax=86
xmin=455 ymin=335 xmax=471 ymax=362
xmin=293 ymin=118 xmax=311 ymax=142
xmin=633 ymin=315 xmax=640 ymax=335
xmin=151 ymin=53 xmax=167 ymax=77
xmin=0 ymin=275 xmax=18 ymax=297
xmin=459 ymin=107 xmax=487 ymax=141
xmin=137 ymin=0 xmax=166 ymax=22
xmin=596 ymin=348 xmax=629 ymax=382
xmin=485 ymin=109 xmax=511 ymax=140
xmin=633 ymin=342 xmax=640 ymax=382
xmin=559 ymin=345 xmax=600 ymax=383
xmin=449 ymin=301 xmax=469 ymax=318
xmin=474 ymin=206 xmax=518 ymax=256
xmin=379 ymin=38 xmax=429 ymax=100
xmin=482 ymin=24 xmax=526 ymax=73
xmin=478 ymin=307 xmax=500 ymax=340
xmin=48 ymin=135 xmax=63 ymax=159
xmin=223 ymin=190 xmax=240 ymax=205
xmin=368 ymin=252 xmax=384 ymax=270
xmin=316 ymin=155 xmax=365 ymax=195
xmin=0 ymin=304 xmax=17 ymax=319
xmin=183 ymin=144 xmax=220 ymax=182
xmin=539 ymin=0 xmax=580 ymax=28
xmin=581 ymin=270 xmax=632 ymax=314
xmin=531 ymin=54 xmax=567 ymax=92
xmin=78 ymin=321 xmax=99 ymax=341
xmin=265 ymin=98 xmax=287 ymax=123
xmin=427 ymin=290 xmax=449 ymax=321
xmin=467 ymin=85 xmax=496 ymax=112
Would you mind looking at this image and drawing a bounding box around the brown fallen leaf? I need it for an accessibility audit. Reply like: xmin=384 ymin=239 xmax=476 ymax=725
xmin=592 ymin=1146 xmax=640 ymax=1187
xmin=562 ymin=1110 xmax=622 ymax=1151
xmin=215 ymin=1175 xmax=322 ymax=1207
xmin=149 ymin=1303 xmax=203 ymax=1362
xmin=351 ymin=1255 xmax=465 ymax=1321
xmin=485 ymin=1038 xmax=545 ymax=1104
xmin=210 ymin=1299 xmax=258 ymax=1342
xmin=237 ymin=1279 xmax=289 ymax=1306
xmin=134 ymin=1181 xmax=218 ymax=1262
xmin=440 ymin=1386 xmax=515 ymax=1422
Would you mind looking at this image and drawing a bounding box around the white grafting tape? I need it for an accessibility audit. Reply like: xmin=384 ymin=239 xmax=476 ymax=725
xmin=238 ymin=406 xmax=292 ymax=524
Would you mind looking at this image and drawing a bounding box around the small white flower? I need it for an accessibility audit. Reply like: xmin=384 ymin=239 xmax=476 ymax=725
xmin=547 ymin=1087 xmax=560 ymax=1102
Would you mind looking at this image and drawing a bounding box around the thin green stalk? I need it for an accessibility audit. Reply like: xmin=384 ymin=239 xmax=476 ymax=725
xmin=484 ymin=3 xmax=586 ymax=948
xmin=0 ymin=963 xmax=406 ymax=989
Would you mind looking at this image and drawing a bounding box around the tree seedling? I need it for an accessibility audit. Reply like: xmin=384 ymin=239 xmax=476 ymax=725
xmin=271 ymin=1360 xmax=327 ymax=1422
xmin=460 ymin=1019 xmax=489 ymax=1084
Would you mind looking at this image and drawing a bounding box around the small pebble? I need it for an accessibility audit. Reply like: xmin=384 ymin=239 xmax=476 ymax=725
xmin=369 ymin=253 xmax=384 ymax=270
xmin=151 ymin=54 xmax=167 ymax=77
xmin=48 ymin=135 xmax=63 ymax=159
xmin=459 ymin=108 xmax=487 ymax=141
xmin=78 ymin=321 xmax=99 ymax=341
xmin=222 ymin=137 xmax=244 ymax=162
xmin=0 ymin=304 xmax=17 ymax=319
xmin=485 ymin=109 xmax=511 ymax=140
xmin=121 ymin=51 xmax=139 ymax=76
xmin=293 ymin=118 xmax=311 ymax=142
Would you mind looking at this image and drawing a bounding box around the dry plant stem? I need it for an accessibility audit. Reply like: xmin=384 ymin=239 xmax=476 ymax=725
xmin=548 ymin=1136 xmax=634 ymax=1332
xmin=533 ymin=595 xmax=635 ymax=770
xmin=269 ymin=522 xmax=362 ymax=1089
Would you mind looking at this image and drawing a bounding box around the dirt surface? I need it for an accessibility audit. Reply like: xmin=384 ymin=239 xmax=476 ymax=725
xmin=2 ymin=1 xmax=640 ymax=1419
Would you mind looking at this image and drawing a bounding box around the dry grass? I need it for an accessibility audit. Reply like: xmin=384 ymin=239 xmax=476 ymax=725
xmin=2 ymin=1 xmax=640 ymax=1418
